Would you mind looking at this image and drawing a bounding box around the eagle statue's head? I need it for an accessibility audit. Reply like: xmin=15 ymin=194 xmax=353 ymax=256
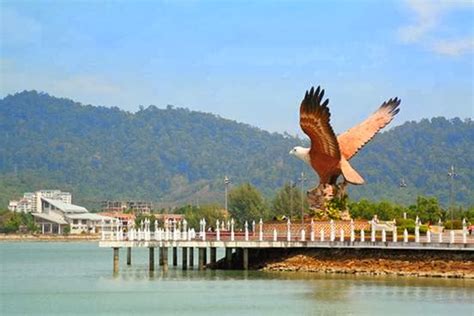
xmin=289 ymin=146 xmax=310 ymax=164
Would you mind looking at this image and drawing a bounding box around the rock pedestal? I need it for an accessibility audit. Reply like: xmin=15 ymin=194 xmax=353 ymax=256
xmin=307 ymin=182 xmax=350 ymax=220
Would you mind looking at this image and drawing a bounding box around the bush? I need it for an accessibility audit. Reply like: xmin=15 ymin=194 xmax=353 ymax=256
xmin=444 ymin=220 xmax=463 ymax=230
xmin=419 ymin=225 xmax=428 ymax=234
xmin=396 ymin=218 xmax=415 ymax=234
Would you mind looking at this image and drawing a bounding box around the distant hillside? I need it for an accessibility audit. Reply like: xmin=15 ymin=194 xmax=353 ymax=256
xmin=0 ymin=91 xmax=472 ymax=209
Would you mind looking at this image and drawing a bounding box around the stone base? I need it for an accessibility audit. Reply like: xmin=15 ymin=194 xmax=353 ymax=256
xmin=307 ymin=182 xmax=349 ymax=220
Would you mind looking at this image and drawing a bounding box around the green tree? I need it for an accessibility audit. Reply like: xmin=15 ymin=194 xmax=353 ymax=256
xmin=175 ymin=204 xmax=227 ymax=230
xmin=410 ymin=196 xmax=445 ymax=224
xmin=228 ymin=183 xmax=268 ymax=224
xmin=271 ymin=182 xmax=308 ymax=220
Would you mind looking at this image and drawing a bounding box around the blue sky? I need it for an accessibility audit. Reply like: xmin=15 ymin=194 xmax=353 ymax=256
xmin=1 ymin=0 xmax=473 ymax=135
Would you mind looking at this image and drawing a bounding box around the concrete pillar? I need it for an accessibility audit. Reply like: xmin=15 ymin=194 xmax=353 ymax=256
xmin=189 ymin=247 xmax=194 ymax=268
xmin=198 ymin=248 xmax=205 ymax=270
xmin=159 ymin=247 xmax=164 ymax=266
xmin=173 ymin=247 xmax=178 ymax=266
xmin=127 ymin=247 xmax=132 ymax=265
xmin=162 ymin=247 xmax=168 ymax=271
xmin=149 ymin=247 xmax=155 ymax=271
xmin=243 ymin=248 xmax=249 ymax=270
xmin=210 ymin=247 xmax=217 ymax=265
xmin=182 ymin=247 xmax=188 ymax=270
xmin=225 ymin=248 xmax=233 ymax=269
xmin=113 ymin=247 xmax=119 ymax=273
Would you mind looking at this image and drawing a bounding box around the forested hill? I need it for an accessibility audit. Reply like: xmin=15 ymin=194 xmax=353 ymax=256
xmin=0 ymin=91 xmax=472 ymax=209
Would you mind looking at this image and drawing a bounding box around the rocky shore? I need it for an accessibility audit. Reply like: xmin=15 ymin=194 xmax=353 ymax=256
xmin=0 ymin=233 xmax=100 ymax=242
xmin=255 ymin=249 xmax=474 ymax=279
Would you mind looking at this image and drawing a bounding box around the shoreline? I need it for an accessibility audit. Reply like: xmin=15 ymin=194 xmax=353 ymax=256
xmin=257 ymin=249 xmax=474 ymax=279
xmin=0 ymin=234 xmax=100 ymax=242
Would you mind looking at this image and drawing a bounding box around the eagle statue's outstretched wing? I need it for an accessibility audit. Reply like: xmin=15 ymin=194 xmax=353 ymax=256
xmin=337 ymin=98 xmax=401 ymax=160
xmin=300 ymin=86 xmax=341 ymax=161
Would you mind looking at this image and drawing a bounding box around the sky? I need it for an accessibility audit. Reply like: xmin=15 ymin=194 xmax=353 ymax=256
xmin=1 ymin=0 xmax=473 ymax=135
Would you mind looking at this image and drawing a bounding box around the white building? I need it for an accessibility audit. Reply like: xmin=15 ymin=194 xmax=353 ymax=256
xmin=32 ymin=198 xmax=114 ymax=235
xmin=8 ymin=190 xmax=72 ymax=213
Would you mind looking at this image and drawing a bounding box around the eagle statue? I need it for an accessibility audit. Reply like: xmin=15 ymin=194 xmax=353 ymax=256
xmin=290 ymin=85 xmax=400 ymax=212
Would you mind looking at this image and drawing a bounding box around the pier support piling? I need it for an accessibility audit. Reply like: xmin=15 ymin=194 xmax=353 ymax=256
xmin=159 ymin=247 xmax=164 ymax=266
xmin=113 ymin=247 xmax=119 ymax=273
xmin=198 ymin=248 xmax=205 ymax=270
xmin=210 ymin=247 xmax=217 ymax=265
xmin=182 ymin=247 xmax=188 ymax=270
xmin=225 ymin=248 xmax=233 ymax=269
xmin=127 ymin=247 xmax=131 ymax=265
xmin=173 ymin=247 xmax=178 ymax=266
xmin=189 ymin=247 xmax=194 ymax=268
xmin=149 ymin=247 xmax=155 ymax=271
xmin=162 ymin=247 xmax=168 ymax=271
xmin=243 ymin=248 xmax=249 ymax=270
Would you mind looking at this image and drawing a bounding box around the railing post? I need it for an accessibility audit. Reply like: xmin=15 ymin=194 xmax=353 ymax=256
xmin=310 ymin=219 xmax=315 ymax=242
xmin=245 ymin=221 xmax=249 ymax=241
xmin=371 ymin=221 xmax=375 ymax=243
xmin=273 ymin=228 xmax=277 ymax=241
xmin=183 ymin=219 xmax=187 ymax=241
xmin=259 ymin=219 xmax=263 ymax=241
xmin=393 ymin=227 xmax=397 ymax=243
xmin=230 ymin=218 xmax=235 ymax=241
xmin=252 ymin=220 xmax=256 ymax=236
xmin=361 ymin=229 xmax=365 ymax=242
xmin=462 ymin=218 xmax=467 ymax=244
xmin=339 ymin=228 xmax=344 ymax=242
xmin=450 ymin=230 xmax=455 ymax=244
xmin=330 ymin=220 xmax=335 ymax=242
xmin=382 ymin=229 xmax=386 ymax=242
xmin=438 ymin=230 xmax=443 ymax=243
xmin=216 ymin=220 xmax=221 ymax=241
xmin=202 ymin=218 xmax=206 ymax=241
xmin=287 ymin=218 xmax=291 ymax=241
xmin=101 ymin=219 xmax=105 ymax=240
xmin=427 ymin=230 xmax=431 ymax=243
xmin=301 ymin=229 xmax=306 ymax=241
xmin=350 ymin=219 xmax=355 ymax=243
xmin=415 ymin=217 xmax=420 ymax=243
xmin=320 ymin=228 xmax=324 ymax=242
xmin=403 ymin=229 xmax=408 ymax=243
xmin=116 ymin=220 xmax=120 ymax=241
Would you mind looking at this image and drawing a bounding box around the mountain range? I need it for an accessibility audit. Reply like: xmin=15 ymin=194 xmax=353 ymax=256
xmin=0 ymin=91 xmax=472 ymax=210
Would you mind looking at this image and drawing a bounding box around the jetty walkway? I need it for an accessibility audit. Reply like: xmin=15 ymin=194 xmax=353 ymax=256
xmin=99 ymin=218 xmax=474 ymax=273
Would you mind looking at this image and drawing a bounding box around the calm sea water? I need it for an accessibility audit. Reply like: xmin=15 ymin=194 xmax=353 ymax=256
xmin=0 ymin=242 xmax=473 ymax=316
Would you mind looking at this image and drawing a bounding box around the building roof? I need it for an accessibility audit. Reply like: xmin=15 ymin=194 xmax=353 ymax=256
xmin=98 ymin=212 xmax=135 ymax=220
xmin=42 ymin=197 xmax=88 ymax=214
xmin=66 ymin=213 xmax=113 ymax=221
xmin=32 ymin=212 xmax=68 ymax=225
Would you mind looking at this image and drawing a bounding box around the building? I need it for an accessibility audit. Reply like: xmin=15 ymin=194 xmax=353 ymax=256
xmin=32 ymin=198 xmax=114 ymax=234
xmin=98 ymin=211 xmax=135 ymax=227
xmin=101 ymin=200 xmax=152 ymax=214
xmin=8 ymin=190 xmax=72 ymax=213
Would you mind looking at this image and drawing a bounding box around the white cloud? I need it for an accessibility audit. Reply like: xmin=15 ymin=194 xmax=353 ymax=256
xmin=432 ymin=38 xmax=474 ymax=56
xmin=398 ymin=0 xmax=441 ymax=43
xmin=398 ymin=0 xmax=474 ymax=56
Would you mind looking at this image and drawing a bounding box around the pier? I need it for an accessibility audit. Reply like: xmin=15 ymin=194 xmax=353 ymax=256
xmin=99 ymin=218 xmax=474 ymax=273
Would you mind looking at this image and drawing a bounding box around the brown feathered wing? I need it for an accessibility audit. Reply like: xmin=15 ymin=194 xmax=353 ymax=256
xmin=300 ymin=86 xmax=341 ymax=164
xmin=338 ymin=98 xmax=401 ymax=160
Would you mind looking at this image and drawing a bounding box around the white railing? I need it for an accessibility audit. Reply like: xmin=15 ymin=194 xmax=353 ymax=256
xmin=100 ymin=216 xmax=472 ymax=246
